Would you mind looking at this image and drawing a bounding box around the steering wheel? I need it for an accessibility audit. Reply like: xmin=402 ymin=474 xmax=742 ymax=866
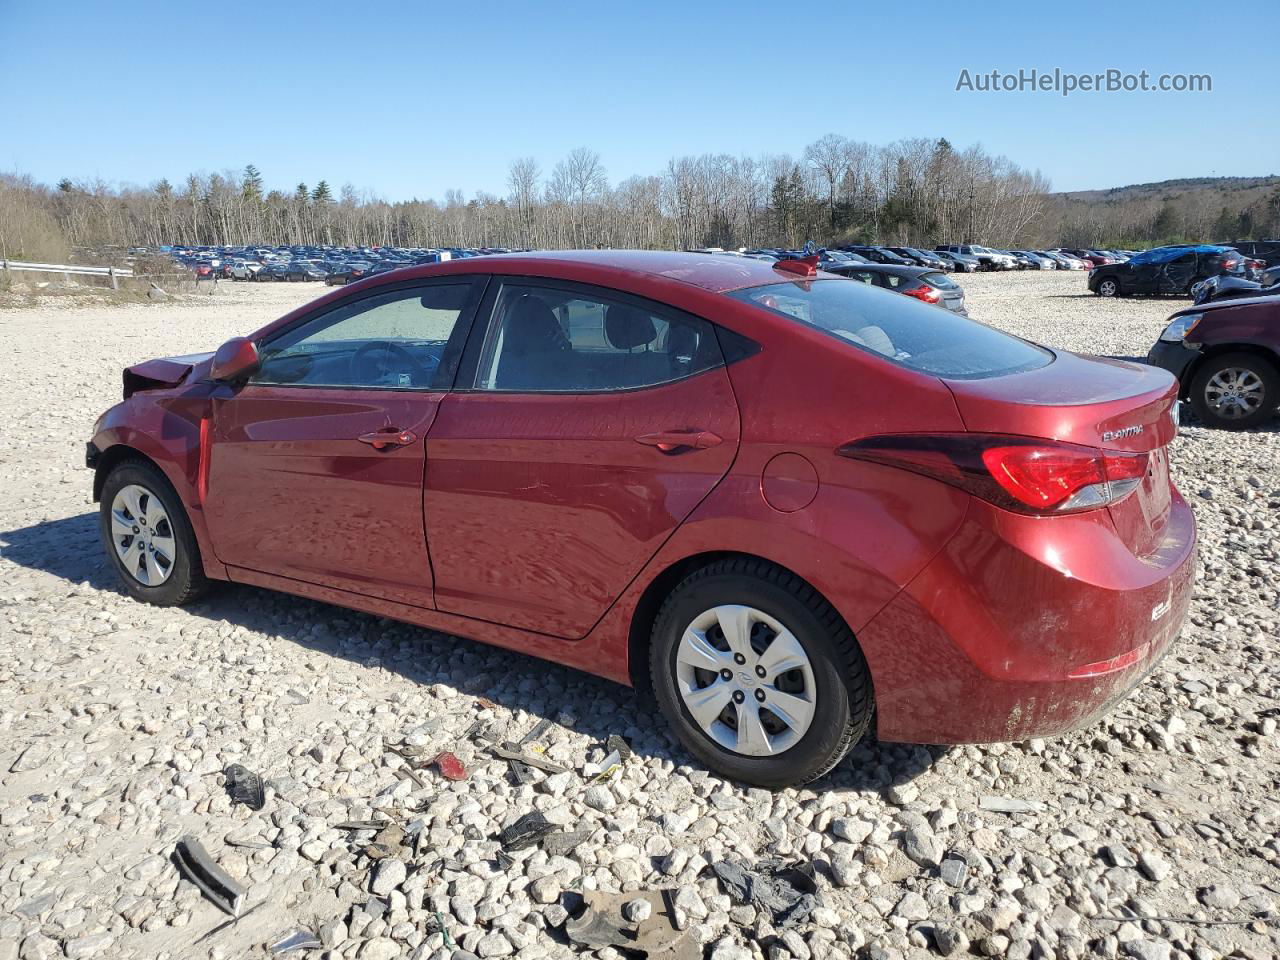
xmin=351 ymin=340 xmax=432 ymax=387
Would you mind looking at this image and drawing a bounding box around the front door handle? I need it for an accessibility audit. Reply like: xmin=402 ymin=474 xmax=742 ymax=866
xmin=635 ymin=430 xmax=722 ymax=453
xmin=358 ymin=428 xmax=417 ymax=450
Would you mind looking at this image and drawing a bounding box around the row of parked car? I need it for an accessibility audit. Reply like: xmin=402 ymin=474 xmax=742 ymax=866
xmin=704 ymin=244 xmax=1115 ymax=273
xmin=167 ymin=244 xmax=515 ymax=284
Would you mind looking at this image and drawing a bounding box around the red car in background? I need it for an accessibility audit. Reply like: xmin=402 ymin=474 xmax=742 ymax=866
xmin=1148 ymin=294 xmax=1280 ymax=429
xmin=87 ymin=252 xmax=1196 ymax=787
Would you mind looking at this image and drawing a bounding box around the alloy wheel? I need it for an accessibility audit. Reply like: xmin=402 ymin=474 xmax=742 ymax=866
xmin=1204 ymin=367 xmax=1265 ymax=420
xmin=109 ymin=483 xmax=176 ymax=585
xmin=675 ymin=604 xmax=816 ymax=756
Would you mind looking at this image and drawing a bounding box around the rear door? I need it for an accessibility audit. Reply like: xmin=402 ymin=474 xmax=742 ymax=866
xmin=1156 ymin=252 xmax=1197 ymax=294
xmin=204 ymin=278 xmax=485 ymax=606
xmin=424 ymin=278 xmax=741 ymax=639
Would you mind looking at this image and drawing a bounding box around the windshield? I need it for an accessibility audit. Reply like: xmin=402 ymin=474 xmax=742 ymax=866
xmin=730 ymin=279 xmax=1051 ymax=379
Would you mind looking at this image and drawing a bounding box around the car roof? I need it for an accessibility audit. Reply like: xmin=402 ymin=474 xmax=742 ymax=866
xmin=352 ymin=250 xmax=798 ymax=294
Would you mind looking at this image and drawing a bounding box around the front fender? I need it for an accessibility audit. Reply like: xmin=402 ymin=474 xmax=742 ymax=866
xmin=91 ymin=391 xmax=226 ymax=580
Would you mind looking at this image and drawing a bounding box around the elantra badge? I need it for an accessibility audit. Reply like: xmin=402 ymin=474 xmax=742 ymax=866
xmin=1102 ymin=424 xmax=1144 ymax=442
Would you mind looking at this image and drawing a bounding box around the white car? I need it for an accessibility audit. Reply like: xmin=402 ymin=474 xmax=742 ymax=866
xmin=1047 ymin=250 xmax=1090 ymax=270
xmin=228 ymin=261 xmax=262 ymax=280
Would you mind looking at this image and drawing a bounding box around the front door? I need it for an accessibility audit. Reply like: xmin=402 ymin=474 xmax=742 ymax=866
xmin=204 ymin=278 xmax=485 ymax=606
xmin=424 ymin=279 xmax=741 ymax=639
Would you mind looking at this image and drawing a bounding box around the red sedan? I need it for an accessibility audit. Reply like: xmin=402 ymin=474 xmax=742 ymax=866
xmin=87 ymin=252 xmax=1196 ymax=787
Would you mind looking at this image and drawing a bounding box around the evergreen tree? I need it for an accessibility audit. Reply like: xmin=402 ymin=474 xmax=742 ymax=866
xmin=1211 ymin=206 xmax=1236 ymax=240
xmin=242 ymin=164 xmax=264 ymax=201
xmin=1151 ymin=202 xmax=1179 ymax=243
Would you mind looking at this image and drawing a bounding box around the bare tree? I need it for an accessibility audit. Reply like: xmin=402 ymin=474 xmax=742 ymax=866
xmin=507 ymin=157 xmax=540 ymax=247
xmin=803 ymin=134 xmax=851 ymax=227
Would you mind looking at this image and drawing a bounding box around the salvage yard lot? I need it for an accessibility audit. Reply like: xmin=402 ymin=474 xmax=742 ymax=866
xmin=1 ymin=272 xmax=1277 ymax=960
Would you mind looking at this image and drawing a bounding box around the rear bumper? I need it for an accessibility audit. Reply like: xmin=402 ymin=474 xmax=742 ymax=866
xmin=860 ymin=492 xmax=1197 ymax=744
xmin=1146 ymin=339 xmax=1198 ymax=386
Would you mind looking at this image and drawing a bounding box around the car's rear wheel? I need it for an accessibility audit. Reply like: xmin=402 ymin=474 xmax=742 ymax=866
xmin=649 ymin=558 xmax=873 ymax=788
xmin=1097 ymin=278 xmax=1119 ymax=297
xmin=99 ymin=460 xmax=210 ymax=606
xmin=1189 ymin=352 xmax=1279 ymax=430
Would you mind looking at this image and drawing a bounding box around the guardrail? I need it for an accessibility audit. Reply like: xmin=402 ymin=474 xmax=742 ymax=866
xmin=1 ymin=259 xmax=134 ymax=289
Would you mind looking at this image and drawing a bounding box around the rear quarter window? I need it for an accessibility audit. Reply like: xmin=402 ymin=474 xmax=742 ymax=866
xmin=730 ymin=278 xmax=1050 ymax=380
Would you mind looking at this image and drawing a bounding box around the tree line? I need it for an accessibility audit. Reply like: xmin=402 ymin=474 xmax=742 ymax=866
xmin=1039 ymin=176 xmax=1280 ymax=250
xmin=2 ymin=137 xmax=1276 ymax=265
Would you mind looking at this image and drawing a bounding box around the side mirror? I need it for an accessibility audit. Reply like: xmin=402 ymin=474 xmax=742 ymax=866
xmin=211 ymin=337 xmax=260 ymax=382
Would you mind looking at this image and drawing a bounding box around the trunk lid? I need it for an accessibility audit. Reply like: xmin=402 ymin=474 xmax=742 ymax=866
xmin=945 ymin=350 xmax=1180 ymax=558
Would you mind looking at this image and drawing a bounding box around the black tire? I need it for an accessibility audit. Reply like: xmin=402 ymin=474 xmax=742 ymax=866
xmin=99 ymin=459 xmax=211 ymax=606
xmin=1096 ymin=277 xmax=1120 ymax=297
xmin=1188 ymin=351 xmax=1280 ymax=430
xmin=649 ymin=558 xmax=873 ymax=788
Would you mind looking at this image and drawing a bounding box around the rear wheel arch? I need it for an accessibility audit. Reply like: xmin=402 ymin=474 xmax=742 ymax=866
xmin=642 ymin=553 xmax=876 ymax=786
xmin=626 ymin=551 xmax=872 ymax=698
xmin=628 ymin=551 xmax=737 ymax=694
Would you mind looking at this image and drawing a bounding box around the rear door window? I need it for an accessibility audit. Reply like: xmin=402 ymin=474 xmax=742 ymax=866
xmin=730 ymin=278 xmax=1050 ymax=379
xmin=471 ymin=282 xmax=723 ymax=392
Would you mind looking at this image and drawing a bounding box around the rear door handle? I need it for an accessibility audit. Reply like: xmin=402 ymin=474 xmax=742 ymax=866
xmin=635 ymin=430 xmax=722 ymax=453
xmin=358 ymin=428 xmax=417 ymax=450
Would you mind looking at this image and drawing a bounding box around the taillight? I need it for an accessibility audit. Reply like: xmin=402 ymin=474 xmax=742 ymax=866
xmin=838 ymin=433 xmax=1149 ymax=514
xmin=901 ymin=284 xmax=941 ymax=304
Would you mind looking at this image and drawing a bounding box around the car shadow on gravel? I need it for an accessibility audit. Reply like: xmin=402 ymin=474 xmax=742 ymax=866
xmin=1 ymin=510 xmax=947 ymax=793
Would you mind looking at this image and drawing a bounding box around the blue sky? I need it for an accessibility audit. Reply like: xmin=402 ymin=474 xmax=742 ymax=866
xmin=2 ymin=0 xmax=1273 ymax=199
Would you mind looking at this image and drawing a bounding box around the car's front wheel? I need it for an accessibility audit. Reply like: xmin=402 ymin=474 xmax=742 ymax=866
xmin=1097 ymin=277 xmax=1119 ymax=297
xmin=1189 ymin=352 xmax=1279 ymax=430
xmin=650 ymin=559 xmax=873 ymax=788
xmin=99 ymin=459 xmax=210 ymax=606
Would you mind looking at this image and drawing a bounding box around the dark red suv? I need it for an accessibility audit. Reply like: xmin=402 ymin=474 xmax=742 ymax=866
xmin=87 ymin=252 xmax=1196 ymax=786
xmin=1147 ymin=293 xmax=1280 ymax=429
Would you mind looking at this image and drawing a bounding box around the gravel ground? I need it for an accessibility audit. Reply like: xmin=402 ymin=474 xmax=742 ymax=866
xmin=1 ymin=272 xmax=1277 ymax=960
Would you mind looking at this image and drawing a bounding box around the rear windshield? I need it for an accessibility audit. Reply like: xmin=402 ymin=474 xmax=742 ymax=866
xmin=921 ymin=271 xmax=957 ymax=290
xmin=730 ymin=278 xmax=1051 ymax=379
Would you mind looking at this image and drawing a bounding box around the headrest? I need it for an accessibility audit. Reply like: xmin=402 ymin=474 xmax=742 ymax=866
xmin=604 ymin=304 xmax=657 ymax=350
xmin=504 ymin=294 xmax=567 ymax=352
